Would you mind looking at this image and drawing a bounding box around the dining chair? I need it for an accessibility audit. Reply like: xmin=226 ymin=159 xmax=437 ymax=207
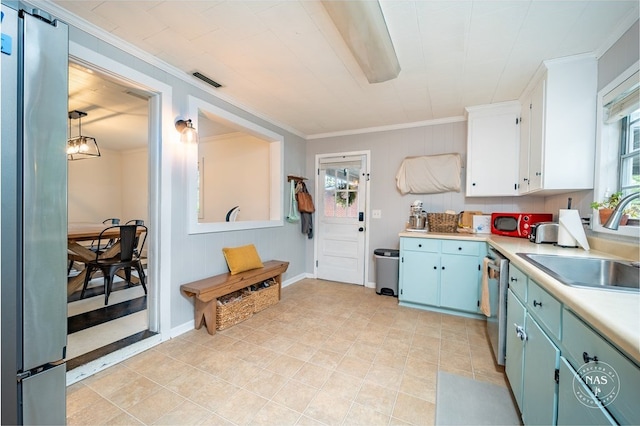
xmin=81 ymin=224 xmax=148 ymax=305
xmin=125 ymin=219 xmax=145 ymax=258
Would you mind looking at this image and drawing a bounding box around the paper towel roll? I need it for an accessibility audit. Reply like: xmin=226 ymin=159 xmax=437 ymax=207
xmin=558 ymin=209 xmax=590 ymax=250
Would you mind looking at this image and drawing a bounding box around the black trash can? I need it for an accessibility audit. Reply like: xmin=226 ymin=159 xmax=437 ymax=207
xmin=374 ymin=248 xmax=399 ymax=296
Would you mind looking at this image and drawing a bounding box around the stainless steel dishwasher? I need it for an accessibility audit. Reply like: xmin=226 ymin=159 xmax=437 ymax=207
xmin=485 ymin=245 xmax=509 ymax=366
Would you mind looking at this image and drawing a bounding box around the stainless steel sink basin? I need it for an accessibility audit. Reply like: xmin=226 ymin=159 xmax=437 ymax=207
xmin=517 ymin=253 xmax=640 ymax=292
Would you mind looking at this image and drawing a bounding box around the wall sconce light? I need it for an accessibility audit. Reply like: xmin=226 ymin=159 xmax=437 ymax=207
xmin=67 ymin=110 xmax=101 ymax=160
xmin=175 ymin=119 xmax=199 ymax=144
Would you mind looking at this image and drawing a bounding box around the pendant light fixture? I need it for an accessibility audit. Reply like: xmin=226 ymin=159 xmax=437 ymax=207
xmin=67 ymin=110 xmax=101 ymax=160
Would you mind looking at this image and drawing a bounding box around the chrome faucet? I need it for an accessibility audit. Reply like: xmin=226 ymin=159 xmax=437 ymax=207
xmin=603 ymin=192 xmax=639 ymax=230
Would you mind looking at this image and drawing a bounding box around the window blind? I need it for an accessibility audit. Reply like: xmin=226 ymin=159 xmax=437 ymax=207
xmin=604 ymin=71 xmax=640 ymax=124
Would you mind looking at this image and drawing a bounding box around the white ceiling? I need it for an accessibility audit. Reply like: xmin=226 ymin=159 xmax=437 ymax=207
xmin=59 ymin=0 xmax=639 ymax=145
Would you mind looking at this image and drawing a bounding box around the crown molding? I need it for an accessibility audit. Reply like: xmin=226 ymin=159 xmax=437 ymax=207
xmin=307 ymin=116 xmax=466 ymax=140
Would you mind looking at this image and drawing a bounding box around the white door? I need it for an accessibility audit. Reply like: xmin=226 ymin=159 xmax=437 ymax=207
xmin=316 ymin=154 xmax=367 ymax=285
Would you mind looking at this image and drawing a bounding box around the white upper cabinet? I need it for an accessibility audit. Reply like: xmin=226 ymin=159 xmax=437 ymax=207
xmin=518 ymin=55 xmax=597 ymax=195
xmin=465 ymin=102 xmax=520 ymax=197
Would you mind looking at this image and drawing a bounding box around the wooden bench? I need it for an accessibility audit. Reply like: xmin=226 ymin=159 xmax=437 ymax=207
xmin=180 ymin=260 xmax=289 ymax=335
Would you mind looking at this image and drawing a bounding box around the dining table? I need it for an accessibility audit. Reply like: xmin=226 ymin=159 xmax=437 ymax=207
xmin=67 ymin=223 xmax=142 ymax=297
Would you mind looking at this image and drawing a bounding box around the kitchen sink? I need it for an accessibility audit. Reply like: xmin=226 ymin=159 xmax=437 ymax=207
xmin=517 ymin=253 xmax=640 ymax=292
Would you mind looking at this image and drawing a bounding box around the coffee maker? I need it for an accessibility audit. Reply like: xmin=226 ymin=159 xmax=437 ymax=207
xmin=408 ymin=200 xmax=426 ymax=230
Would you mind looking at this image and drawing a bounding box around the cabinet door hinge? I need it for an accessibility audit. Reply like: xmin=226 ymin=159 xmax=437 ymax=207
xmin=400 ymin=289 xmax=403 ymax=295
xmin=478 ymin=264 xmax=481 ymax=271
xmin=401 ymin=256 xmax=404 ymax=263
xmin=315 ymin=260 xmax=318 ymax=267
xmin=516 ymin=117 xmax=519 ymax=125
xmin=554 ymin=368 xmax=560 ymax=384
xmin=514 ymin=183 xmax=517 ymax=190
xmin=477 ymin=300 xmax=480 ymax=307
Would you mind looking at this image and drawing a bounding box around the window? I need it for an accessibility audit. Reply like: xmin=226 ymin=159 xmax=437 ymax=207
xmin=594 ymin=67 xmax=640 ymax=235
xmin=619 ymin=111 xmax=640 ymax=196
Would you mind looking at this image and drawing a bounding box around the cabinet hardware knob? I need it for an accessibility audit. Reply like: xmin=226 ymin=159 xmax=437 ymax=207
xmin=418 ymin=244 xmax=422 ymax=247
xmin=458 ymin=247 xmax=462 ymax=251
xmin=472 ymin=183 xmax=476 ymax=186
xmin=583 ymin=351 xmax=598 ymax=364
xmin=442 ymin=266 xmax=445 ymax=270
xmin=510 ymin=277 xmax=517 ymax=282
xmin=433 ymin=266 xmax=437 ymax=270
xmin=533 ymin=300 xmax=542 ymax=307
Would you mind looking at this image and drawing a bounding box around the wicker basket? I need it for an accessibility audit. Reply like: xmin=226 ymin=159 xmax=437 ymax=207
xmin=251 ymin=280 xmax=279 ymax=313
xmin=216 ymin=291 xmax=254 ymax=330
xmin=427 ymin=213 xmax=459 ymax=233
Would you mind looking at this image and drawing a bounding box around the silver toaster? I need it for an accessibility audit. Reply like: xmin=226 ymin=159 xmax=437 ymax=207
xmin=529 ymin=222 xmax=559 ymax=244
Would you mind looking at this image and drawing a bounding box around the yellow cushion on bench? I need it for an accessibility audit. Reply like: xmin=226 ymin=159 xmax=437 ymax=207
xmin=222 ymin=244 xmax=264 ymax=275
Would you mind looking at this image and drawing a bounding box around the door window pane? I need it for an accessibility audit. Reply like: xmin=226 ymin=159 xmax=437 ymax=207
xmin=323 ymin=166 xmax=360 ymax=218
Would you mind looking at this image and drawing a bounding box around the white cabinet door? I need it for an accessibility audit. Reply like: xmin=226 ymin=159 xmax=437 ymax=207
xmin=466 ymin=102 xmax=520 ymax=197
xmin=527 ymin=78 xmax=545 ymax=193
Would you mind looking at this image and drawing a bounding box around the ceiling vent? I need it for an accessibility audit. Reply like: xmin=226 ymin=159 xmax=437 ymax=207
xmin=193 ymin=72 xmax=222 ymax=88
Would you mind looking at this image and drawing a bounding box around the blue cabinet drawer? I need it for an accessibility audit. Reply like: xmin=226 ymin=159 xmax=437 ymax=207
xmin=526 ymin=280 xmax=561 ymax=341
xmin=401 ymin=237 xmax=440 ymax=253
xmin=562 ymin=309 xmax=640 ymax=425
xmin=508 ymin=265 xmax=527 ymax=302
xmin=441 ymin=240 xmax=481 ymax=256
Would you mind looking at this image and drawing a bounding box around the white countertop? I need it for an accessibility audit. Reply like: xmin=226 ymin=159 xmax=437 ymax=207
xmin=398 ymin=231 xmax=640 ymax=364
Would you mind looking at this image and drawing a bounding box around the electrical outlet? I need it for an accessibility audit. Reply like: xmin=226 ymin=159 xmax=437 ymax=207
xmin=372 ymin=209 xmax=382 ymax=219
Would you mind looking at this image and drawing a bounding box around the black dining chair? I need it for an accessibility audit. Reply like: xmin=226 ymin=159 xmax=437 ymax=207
xmin=81 ymin=224 xmax=148 ymax=305
xmin=125 ymin=219 xmax=145 ymax=258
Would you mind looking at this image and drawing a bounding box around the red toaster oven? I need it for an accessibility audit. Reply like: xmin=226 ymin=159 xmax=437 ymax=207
xmin=490 ymin=212 xmax=553 ymax=238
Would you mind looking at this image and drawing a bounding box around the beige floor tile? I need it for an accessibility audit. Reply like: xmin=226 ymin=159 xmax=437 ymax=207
xmin=104 ymin=411 xmax=144 ymax=425
xmin=214 ymin=387 xmax=268 ymax=425
xmin=399 ymin=373 xmax=437 ymax=403
xmin=365 ymin=363 xmax=404 ymax=390
xmin=151 ymin=400 xmax=212 ymax=425
xmin=135 ymin=354 xmax=190 ymax=386
xmin=293 ymin=362 xmax=332 ymax=388
xmin=321 ymin=371 xmax=363 ymax=401
xmin=321 ymin=335 xmax=354 ymax=355
xmin=164 ymin=367 xmax=219 ymax=400
xmin=66 ymin=402 xmax=124 ymax=426
xmin=355 ymin=381 xmax=398 ymax=415
xmin=126 ymin=387 xmax=185 ymax=424
xmin=216 ymin=357 xmax=263 ymax=387
xmin=304 ymin=388 xmax=352 ymax=425
xmin=239 ymin=344 xmax=280 ymax=367
xmin=266 ymin=354 xmax=305 ymax=377
xmin=272 ymin=379 xmax=318 ymax=413
xmin=250 ymin=401 xmax=301 ymax=425
xmin=335 ymin=355 xmax=372 ymax=379
xmin=295 ymin=415 xmax=326 ymax=425
xmin=345 ymin=340 xmax=379 ymax=362
xmin=104 ymin=375 xmax=163 ymax=410
xmin=285 ymin=342 xmax=318 ymax=361
xmin=259 ymin=334 xmax=296 ymax=353
xmin=392 ymin=392 xmax=436 ymax=426
xmin=66 ymin=384 xmax=122 ymax=422
xmin=438 ymin=352 xmax=473 ymax=373
xmin=186 ymin=378 xmax=240 ymax=412
xmin=404 ymin=356 xmax=438 ymax=381
xmin=199 ymin=412 xmax=236 ymax=425
xmin=343 ymin=402 xmax=391 ymax=425
xmin=440 ymin=339 xmax=470 ymax=354
xmin=308 ymin=348 xmax=343 ymax=370
xmin=243 ymin=368 xmax=288 ymax=399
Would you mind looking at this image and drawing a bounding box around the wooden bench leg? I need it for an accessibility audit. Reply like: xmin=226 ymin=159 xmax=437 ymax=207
xmin=195 ymin=298 xmax=217 ymax=335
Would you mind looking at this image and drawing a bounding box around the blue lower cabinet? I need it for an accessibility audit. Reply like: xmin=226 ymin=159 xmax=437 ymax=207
xmin=521 ymin=313 xmax=560 ymax=426
xmin=399 ymin=237 xmax=484 ymax=315
xmin=440 ymin=253 xmax=481 ymax=312
xmin=557 ymin=357 xmax=616 ymax=426
xmin=505 ymin=289 xmax=526 ymax=413
xmin=399 ymin=250 xmax=439 ymax=306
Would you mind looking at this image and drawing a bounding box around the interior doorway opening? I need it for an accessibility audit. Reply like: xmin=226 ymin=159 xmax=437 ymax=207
xmin=66 ymin=61 xmax=155 ymax=370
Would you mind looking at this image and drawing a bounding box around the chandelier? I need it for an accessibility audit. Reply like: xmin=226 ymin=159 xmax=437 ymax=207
xmin=67 ymin=110 xmax=101 ymax=160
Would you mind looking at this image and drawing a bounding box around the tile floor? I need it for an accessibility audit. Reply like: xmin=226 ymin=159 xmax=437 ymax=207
xmin=67 ymin=279 xmax=510 ymax=425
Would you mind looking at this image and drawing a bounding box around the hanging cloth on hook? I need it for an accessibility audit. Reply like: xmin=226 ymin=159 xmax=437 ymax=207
xmin=286 ymin=179 xmax=300 ymax=223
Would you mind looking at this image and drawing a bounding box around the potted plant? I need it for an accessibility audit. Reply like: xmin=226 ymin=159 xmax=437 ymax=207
xmin=591 ymin=191 xmax=629 ymax=225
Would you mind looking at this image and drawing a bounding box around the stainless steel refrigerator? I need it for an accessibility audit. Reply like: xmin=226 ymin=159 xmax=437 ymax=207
xmin=1 ymin=4 xmax=68 ymax=424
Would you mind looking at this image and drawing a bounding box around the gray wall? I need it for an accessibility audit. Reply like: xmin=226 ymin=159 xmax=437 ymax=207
xmin=66 ymin=25 xmax=308 ymax=330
